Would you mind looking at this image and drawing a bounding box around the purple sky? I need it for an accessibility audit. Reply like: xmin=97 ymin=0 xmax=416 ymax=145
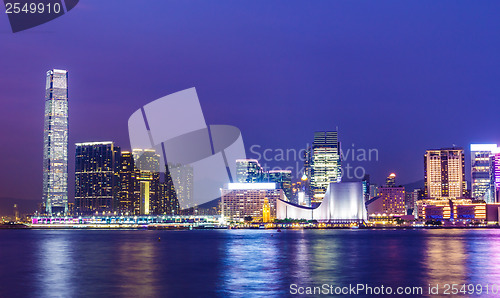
xmin=1 ymin=1 xmax=500 ymax=204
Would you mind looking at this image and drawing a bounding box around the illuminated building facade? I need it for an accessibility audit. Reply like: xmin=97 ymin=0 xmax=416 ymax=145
xmin=42 ymin=69 xmax=69 ymax=215
xmin=262 ymin=198 xmax=271 ymax=222
xmin=117 ymin=151 xmax=139 ymax=214
xmin=236 ymin=159 xmax=293 ymax=202
xmin=490 ymin=151 xmax=500 ymax=203
xmin=424 ymin=148 xmax=465 ymax=199
xmin=160 ymin=166 xmax=180 ymax=215
xmin=75 ymin=142 xmax=121 ymax=214
xmin=276 ymin=182 xmax=366 ymax=222
xmin=366 ymin=174 xmax=405 ymax=216
xmin=309 ymin=131 xmax=341 ymax=202
xmin=221 ymin=183 xmax=283 ymax=222
xmin=168 ymin=163 xmax=193 ymax=210
xmin=265 ymin=170 xmax=292 ymax=201
xmin=470 ymin=144 xmax=498 ymax=202
xmin=415 ymin=199 xmax=500 ymax=222
xmin=133 ymin=149 xmax=161 ymax=215
xmin=368 ymin=188 xmax=405 ymax=216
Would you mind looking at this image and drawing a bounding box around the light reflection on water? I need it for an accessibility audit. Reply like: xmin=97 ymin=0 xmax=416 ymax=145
xmin=2 ymin=229 xmax=500 ymax=297
xmin=37 ymin=231 xmax=75 ymax=298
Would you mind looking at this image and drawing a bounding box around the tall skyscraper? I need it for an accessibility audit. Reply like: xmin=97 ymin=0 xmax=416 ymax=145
xmin=424 ymin=148 xmax=465 ymax=199
xmin=133 ymin=149 xmax=161 ymax=215
xmin=470 ymin=144 xmax=498 ymax=202
xmin=42 ymin=69 xmax=69 ymax=215
xmin=117 ymin=151 xmax=139 ymax=214
xmin=310 ymin=131 xmax=341 ymax=202
xmin=168 ymin=163 xmax=194 ymax=211
xmin=160 ymin=166 xmax=180 ymax=215
xmin=75 ymin=142 xmax=121 ymax=214
xmin=490 ymin=151 xmax=500 ymax=203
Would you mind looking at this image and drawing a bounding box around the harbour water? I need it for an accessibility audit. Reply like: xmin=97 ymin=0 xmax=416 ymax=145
xmin=1 ymin=229 xmax=500 ymax=297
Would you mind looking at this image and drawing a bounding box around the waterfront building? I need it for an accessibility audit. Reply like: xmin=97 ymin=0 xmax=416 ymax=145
xmin=75 ymin=142 xmax=121 ymax=214
xmin=276 ymin=182 xmax=366 ymax=222
xmin=470 ymin=144 xmax=498 ymax=202
xmin=42 ymin=69 xmax=69 ymax=215
xmin=367 ymin=188 xmax=405 ymax=216
xmin=309 ymin=131 xmax=341 ymax=203
xmin=221 ymin=183 xmax=283 ymax=222
xmin=262 ymin=198 xmax=271 ymax=222
xmin=416 ymin=199 xmax=500 ymax=222
xmin=366 ymin=174 xmax=405 ymax=216
xmin=424 ymin=148 xmax=466 ymax=199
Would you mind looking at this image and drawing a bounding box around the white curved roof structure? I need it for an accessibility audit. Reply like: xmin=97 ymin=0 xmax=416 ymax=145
xmin=277 ymin=182 xmax=367 ymax=221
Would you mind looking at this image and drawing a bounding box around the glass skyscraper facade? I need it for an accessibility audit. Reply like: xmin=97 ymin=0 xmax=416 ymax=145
xmin=265 ymin=170 xmax=292 ymax=201
xmin=470 ymin=144 xmax=498 ymax=202
xmin=42 ymin=69 xmax=69 ymax=215
xmin=236 ymin=159 xmax=264 ymax=183
xmin=490 ymin=151 xmax=500 ymax=203
xmin=310 ymin=131 xmax=341 ymax=202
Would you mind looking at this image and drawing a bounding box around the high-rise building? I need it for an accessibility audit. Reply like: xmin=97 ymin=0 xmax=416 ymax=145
xmin=362 ymin=174 xmax=370 ymax=201
xmin=265 ymin=170 xmax=292 ymax=201
xmin=490 ymin=151 xmax=500 ymax=203
xmin=424 ymin=148 xmax=465 ymax=199
xmin=42 ymin=69 xmax=69 ymax=215
xmin=133 ymin=149 xmax=161 ymax=215
xmin=366 ymin=173 xmax=405 ymax=216
xmin=310 ymin=131 xmax=341 ymax=202
xmin=236 ymin=159 xmax=264 ymax=183
xmin=168 ymin=163 xmax=193 ymax=211
xmin=75 ymin=142 xmax=121 ymax=214
xmin=160 ymin=166 xmax=180 ymax=215
xmin=470 ymin=144 xmax=498 ymax=203
xmin=117 ymin=151 xmax=139 ymax=214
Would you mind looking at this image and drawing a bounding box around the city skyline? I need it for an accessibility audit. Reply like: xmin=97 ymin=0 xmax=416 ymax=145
xmin=3 ymin=1 xmax=500 ymax=207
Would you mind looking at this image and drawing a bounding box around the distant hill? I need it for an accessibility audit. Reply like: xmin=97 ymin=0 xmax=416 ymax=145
xmin=198 ymin=198 xmax=220 ymax=209
xmin=402 ymin=179 xmax=425 ymax=192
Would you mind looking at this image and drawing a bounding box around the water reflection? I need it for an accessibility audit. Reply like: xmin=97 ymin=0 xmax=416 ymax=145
xmin=424 ymin=229 xmax=467 ymax=285
xmin=14 ymin=229 xmax=500 ymax=297
xmin=465 ymin=230 xmax=500 ymax=285
xmin=116 ymin=234 xmax=159 ymax=297
xmin=220 ymin=230 xmax=281 ymax=296
xmin=36 ymin=231 xmax=75 ymax=297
